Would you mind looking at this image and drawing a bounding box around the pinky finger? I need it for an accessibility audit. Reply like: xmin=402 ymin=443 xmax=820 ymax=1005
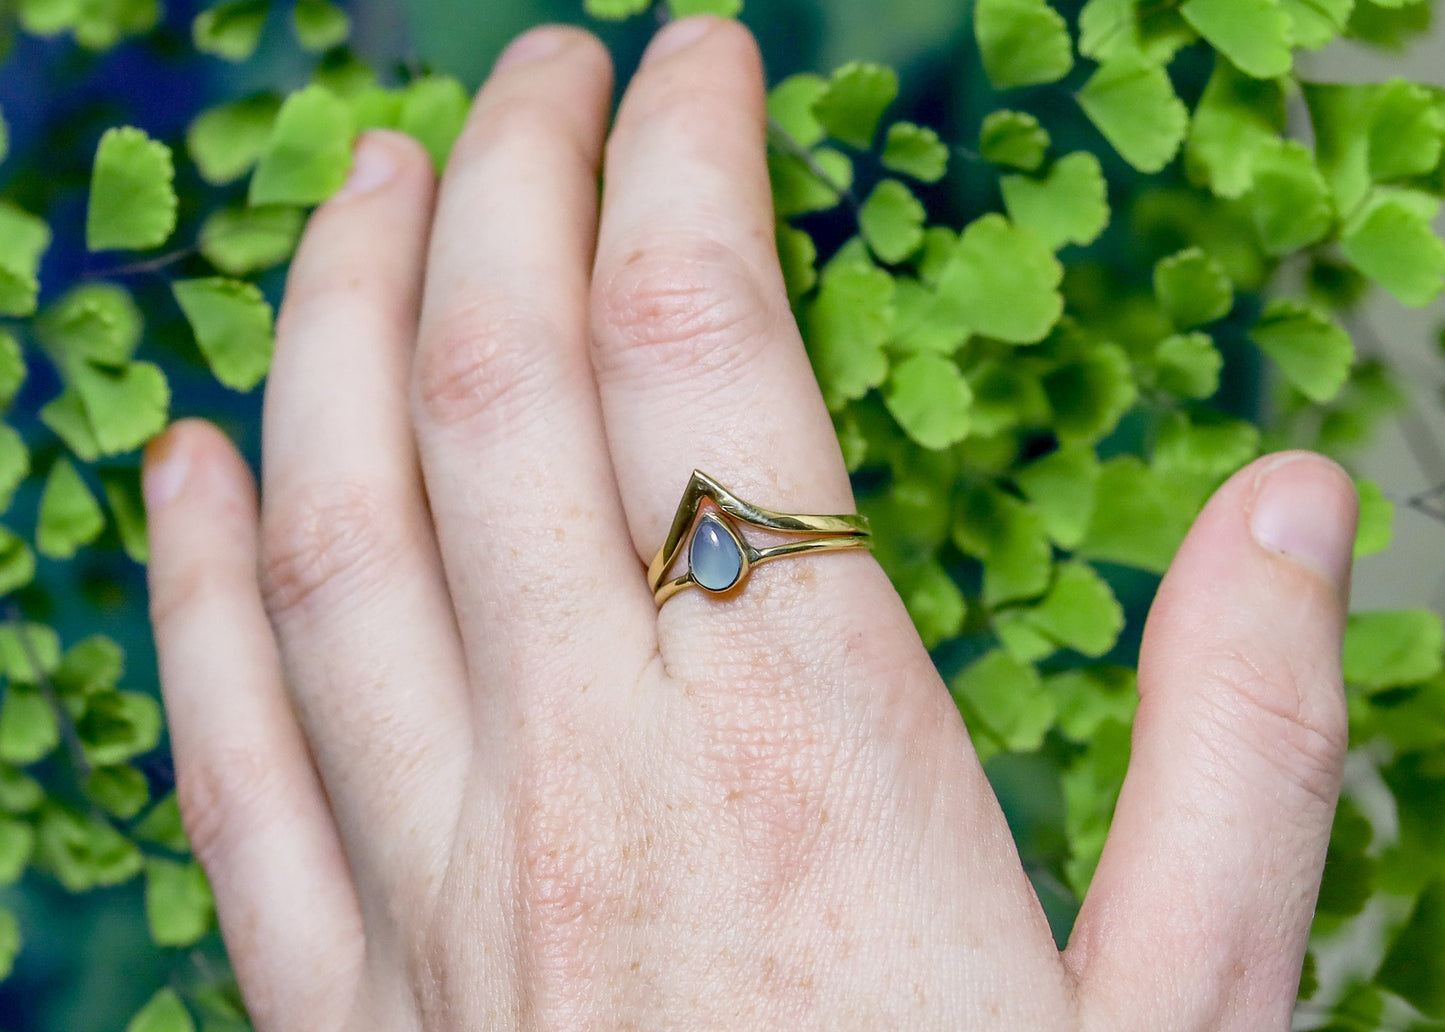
xmin=144 ymin=420 xmax=363 ymax=1031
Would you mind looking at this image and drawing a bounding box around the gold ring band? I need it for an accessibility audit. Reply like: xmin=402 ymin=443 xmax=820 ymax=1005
xmin=647 ymin=470 xmax=872 ymax=606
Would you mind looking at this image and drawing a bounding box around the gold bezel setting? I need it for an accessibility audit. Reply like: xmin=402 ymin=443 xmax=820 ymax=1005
xmin=648 ymin=470 xmax=872 ymax=606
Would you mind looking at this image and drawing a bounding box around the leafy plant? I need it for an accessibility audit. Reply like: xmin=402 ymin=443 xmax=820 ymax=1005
xmin=0 ymin=0 xmax=1443 ymax=1027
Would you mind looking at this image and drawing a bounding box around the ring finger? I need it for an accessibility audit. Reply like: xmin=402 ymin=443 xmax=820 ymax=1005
xmin=411 ymin=27 xmax=655 ymax=756
xmin=590 ymin=18 xmax=910 ymax=677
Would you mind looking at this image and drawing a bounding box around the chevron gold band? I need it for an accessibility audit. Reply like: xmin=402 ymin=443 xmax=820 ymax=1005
xmin=648 ymin=470 xmax=872 ymax=607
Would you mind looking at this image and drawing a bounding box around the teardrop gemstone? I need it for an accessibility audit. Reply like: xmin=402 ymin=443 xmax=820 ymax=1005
xmin=689 ymin=514 xmax=744 ymax=592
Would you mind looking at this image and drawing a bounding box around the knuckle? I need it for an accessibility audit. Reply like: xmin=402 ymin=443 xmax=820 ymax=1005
xmin=591 ymin=239 xmax=781 ymax=386
xmin=149 ymin=554 xmax=240 ymax=631
xmin=175 ymin=742 xmax=280 ymax=876
xmin=279 ymin=157 xmax=433 ymax=326
xmin=276 ymin=275 xmax=407 ymax=350
xmin=459 ymin=95 xmax=554 ymax=158
xmin=450 ymin=94 xmax=596 ymax=181
xmin=1197 ymin=646 xmax=1347 ymax=810
xmin=148 ymin=496 xmax=257 ymax=630
xmin=259 ymin=481 xmax=397 ymax=620
xmin=414 ymin=300 xmax=560 ymax=430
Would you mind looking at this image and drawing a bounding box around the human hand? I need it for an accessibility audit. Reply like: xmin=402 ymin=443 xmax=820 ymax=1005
xmin=142 ymin=16 xmax=1359 ymax=1031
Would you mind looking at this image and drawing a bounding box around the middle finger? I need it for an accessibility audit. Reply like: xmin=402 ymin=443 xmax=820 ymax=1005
xmin=589 ymin=18 xmax=891 ymax=665
xmin=412 ymin=27 xmax=655 ymax=743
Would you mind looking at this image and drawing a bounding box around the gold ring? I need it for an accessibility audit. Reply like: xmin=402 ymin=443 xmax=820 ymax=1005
xmin=647 ymin=470 xmax=872 ymax=607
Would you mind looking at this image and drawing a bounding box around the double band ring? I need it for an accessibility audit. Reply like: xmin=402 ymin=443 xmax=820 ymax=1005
xmin=647 ymin=470 xmax=872 ymax=607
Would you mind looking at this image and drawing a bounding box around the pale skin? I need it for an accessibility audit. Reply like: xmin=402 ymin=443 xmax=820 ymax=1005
xmin=142 ymin=16 xmax=1361 ymax=1032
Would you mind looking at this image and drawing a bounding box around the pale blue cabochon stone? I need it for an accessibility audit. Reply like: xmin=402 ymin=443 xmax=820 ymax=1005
xmin=689 ymin=514 xmax=744 ymax=592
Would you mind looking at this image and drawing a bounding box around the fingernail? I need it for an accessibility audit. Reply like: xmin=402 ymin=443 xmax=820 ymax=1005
xmin=1248 ymin=452 xmax=1359 ymax=591
xmin=494 ymin=25 xmax=570 ymax=71
xmin=333 ymin=133 xmax=396 ymax=201
xmin=143 ymin=432 xmax=190 ymax=512
xmin=642 ymin=15 xmax=716 ymax=66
